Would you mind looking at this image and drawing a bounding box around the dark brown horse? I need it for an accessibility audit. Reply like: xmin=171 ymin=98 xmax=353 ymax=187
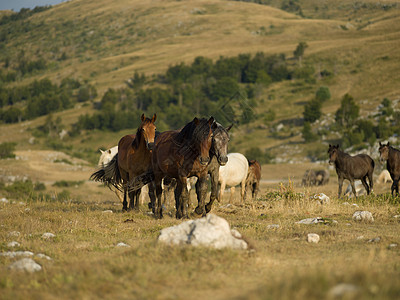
xmin=328 ymin=144 xmax=374 ymax=198
xmin=194 ymin=122 xmax=232 ymax=213
xmin=378 ymin=142 xmax=400 ymax=195
xmin=90 ymin=114 xmax=157 ymax=210
xmin=245 ymin=159 xmax=261 ymax=200
xmin=151 ymin=117 xmax=215 ymax=219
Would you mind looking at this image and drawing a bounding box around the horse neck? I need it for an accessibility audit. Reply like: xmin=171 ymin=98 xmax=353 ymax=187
xmin=334 ymin=150 xmax=348 ymax=168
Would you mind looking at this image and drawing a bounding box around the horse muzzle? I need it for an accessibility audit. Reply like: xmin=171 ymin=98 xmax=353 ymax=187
xmin=218 ymin=156 xmax=228 ymax=166
xmin=199 ymin=156 xmax=210 ymax=166
xmin=147 ymin=142 xmax=154 ymax=151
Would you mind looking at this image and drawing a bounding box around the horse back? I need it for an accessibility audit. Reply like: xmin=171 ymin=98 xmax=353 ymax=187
xmin=219 ymin=153 xmax=249 ymax=185
xmin=340 ymin=153 xmax=374 ymax=179
xmin=387 ymin=148 xmax=400 ymax=177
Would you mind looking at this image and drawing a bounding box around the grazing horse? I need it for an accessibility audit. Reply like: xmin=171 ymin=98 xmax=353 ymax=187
xmin=315 ymin=169 xmax=329 ymax=186
xmin=151 ymin=117 xmax=215 ymax=219
xmin=245 ymin=159 xmax=261 ymax=200
xmin=328 ymin=144 xmax=374 ymax=198
xmin=90 ymin=114 xmax=157 ymax=210
xmin=378 ymin=142 xmax=400 ymax=195
xmin=218 ymin=152 xmax=249 ymax=203
xmin=194 ymin=123 xmax=231 ymax=213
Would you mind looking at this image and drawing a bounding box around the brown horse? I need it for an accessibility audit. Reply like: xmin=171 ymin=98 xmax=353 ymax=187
xmin=245 ymin=159 xmax=261 ymax=200
xmin=151 ymin=117 xmax=215 ymax=219
xmin=328 ymin=144 xmax=374 ymax=198
xmin=90 ymin=114 xmax=157 ymax=210
xmin=378 ymin=142 xmax=400 ymax=196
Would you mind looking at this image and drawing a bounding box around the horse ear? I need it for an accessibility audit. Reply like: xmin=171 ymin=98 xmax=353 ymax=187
xmin=193 ymin=117 xmax=199 ymax=125
xmin=151 ymin=114 xmax=157 ymax=123
xmin=388 ymin=142 xmax=390 ymax=146
xmin=208 ymin=116 xmax=215 ymax=125
xmin=100 ymin=149 xmax=105 ymax=154
xmin=336 ymin=144 xmax=340 ymax=148
xmin=379 ymin=142 xmax=382 ymax=146
xmin=141 ymin=113 xmax=145 ymax=122
xmin=212 ymin=121 xmax=218 ymax=130
xmin=226 ymin=124 xmax=233 ymax=132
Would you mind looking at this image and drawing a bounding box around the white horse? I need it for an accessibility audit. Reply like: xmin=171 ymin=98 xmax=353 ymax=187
xmin=218 ymin=153 xmax=249 ymax=203
xmin=376 ymin=169 xmax=392 ymax=184
xmin=98 ymin=146 xmax=118 ymax=167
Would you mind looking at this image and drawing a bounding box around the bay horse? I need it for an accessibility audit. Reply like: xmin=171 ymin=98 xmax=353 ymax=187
xmin=328 ymin=144 xmax=374 ymax=198
xmin=194 ymin=122 xmax=232 ymax=213
xmin=151 ymin=117 xmax=215 ymax=219
xmin=378 ymin=142 xmax=400 ymax=195
xmin=245 ymin=159 xmax=261 ymax=200
xmin=218 ymin=152 xmax=249 ymax=203
xmin=90 ymin=113 xmax=157 ymax=211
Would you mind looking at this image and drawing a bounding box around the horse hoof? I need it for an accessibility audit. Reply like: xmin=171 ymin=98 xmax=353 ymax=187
xmin=205 ymin=204 xmax=212 ymax=213
xmin=194 ymin=206 xmax=204 ymax=215
xmin=148 ymin=202 xmax=153 ymax=209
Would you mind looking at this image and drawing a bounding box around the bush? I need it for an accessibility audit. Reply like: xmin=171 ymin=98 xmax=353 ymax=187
xmin=315 ymin=86 xmax=331 ymax=102
xmin=303 ymin=99 xmax=322 ymax=123
xmin=0 ymin=142 xmax=16 ymax=159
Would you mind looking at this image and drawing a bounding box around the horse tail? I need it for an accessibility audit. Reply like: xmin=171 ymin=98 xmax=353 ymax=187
xmin=128 ymin=171 xmax=155 ymax=193
xmin=90 ymin=154 xmax=123 ymax=192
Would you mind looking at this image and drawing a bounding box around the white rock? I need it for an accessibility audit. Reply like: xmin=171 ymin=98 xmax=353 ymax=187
xmin=267 ymin=224 xmax=280 ymax=229
xmin=388 ymin=243 xmax=398 ymax=249
xmin=42 ymin=232 xmax=56 ymax=239
xmin=356 ymin=236 xmax=364 ymax=240
xmin=8 ymin=258 xmax=42 ymax=273
xmin=35 ymin=253 xmax=52 ymax=260
xmin=394 ymin=215 xmax=400 ymax=219
xmin=8 ymin=231 xmax=20 ymax=237
xmin=307 ymin=233 xmax=320 ymax=243
xmin=158 ymin=214 xmax=248 ymax=250
xmin=0 ymin=197 xmax=9 ymax=203
xmin=296 ymin=217 xmax=324 ymax=225
xmin=352 ymin=211 xmax=374 ymax=222
xmin=312 ymin=193 xmax=330 ymax=205
xmin=116 ymin=242 xmax=130 ymax=248
xmin=102 ymin=210 xmax=113 ymax=214
xmin=0 ymin=251 xmax=34 ymax=258
xmin=7 ymin=241 xmax=20 ymax=248
xmin=367 ymin=237 xmax=381 ymax=243
xmin=328 ymin=283 xmax=360 ymax=298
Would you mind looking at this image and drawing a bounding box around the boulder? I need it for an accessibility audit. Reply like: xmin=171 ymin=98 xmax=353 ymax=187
xmin=8 ymin=258 xmax=42 ymax=273
xmin=42 ymin=232 xmax=56 ymax=239
xmin=307 ymin=233 xmax=320 ymax=243
xmin=158 ymin=214 xmax=248 ymax=250
xmin=352 ymin=211 xmax=374 ymax=222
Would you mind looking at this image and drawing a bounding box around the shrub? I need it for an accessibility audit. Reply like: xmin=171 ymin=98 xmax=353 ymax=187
xmin=0 ymin=142 xmax=16 ymax=159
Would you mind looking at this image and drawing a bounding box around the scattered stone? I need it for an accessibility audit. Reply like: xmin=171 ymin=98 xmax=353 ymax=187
xmin=35 ymin=253 xmax=52 ymax=260
xmin=8 ymin=258 xmax=42 ymax=273
xmin=352 ymin=203 xmax=359 ymax=208
xmin=0 ymin=197 xmax=9 ymax=204
xmin=346 ymin=223 xmax=352 ymax=226
xmin=388 ymin=243 xmax=398 ymax=249
xmin=0 ymin=251 xmax=34 ymax=258
xmin=8 ymin=231 xmax=20 ymax=237
xmin=343 ymin=202 xmax=350 ymax=205
xmin=158 ymin=214 xmax=248 ymax=250
xmin=296 ymin=217 xmax=324 ymax=225
xmin=312 ymin=193 xmax=330 ymax=205
xmin=116 ymin=242 xmax=130 ymax=248
xmin=356 ymin=236 xmax=364 ymax=240
xmin=393 ymin=215 xmax=400 ymax=219
xmin=102 ymin=210 xmax=113 ymax=214
xmin=25 ymin=208 xmax=30 ymax=212
xmin=367 ymin=237 xmax=381 ymax=243
xmin=267 ymin=224 xmax=280 ymax=229
xmin=42 ymin=232 xmax=55 ymax=240
xmin=7 ymin=241 xmax=20 ymax=248
xmin=352 ymin=211 xmax=374 ymax=222
xmin=328 ymin=283 xmax=360 ymax=298
xmin=307 ymin=233 xmax=320 ymax=243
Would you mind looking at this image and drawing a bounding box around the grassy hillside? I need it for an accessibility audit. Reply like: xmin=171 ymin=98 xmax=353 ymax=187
xmin=0 ymin=0 xmax=400 ymax=160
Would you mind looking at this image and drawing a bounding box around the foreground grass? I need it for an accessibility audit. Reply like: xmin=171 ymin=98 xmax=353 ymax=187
xmin=0 ymin=191 xmax=399 ymax=299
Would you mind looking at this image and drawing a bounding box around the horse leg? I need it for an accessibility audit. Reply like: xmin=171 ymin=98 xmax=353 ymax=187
xmin=148 ymin=182 xmax=156 ymax=213
xmin=219 ymin=181 xmax=226 ymax=204
xmin=391 ymin=181 xmax=396 ymax=196
xmin=361 ymin=176 xmax=370 ymax=195
xmin=122 ymin=184 xmax=128 ymax=211
xmin=134 ymin=189 xmax=141 ymax=210
xmin=195 ymin=176 xmax=207 ymax=216
xmin=368 ymin=170 xmax=374 ymax=193
xmin=154 ymin=180 xmax=163 ymax=219
xmin=175 ymin=181 xmax=183 ymax=219
xmin=349 ymin=179 xmax=357 ymax=198
xmin=338 ymin=176 xmax=344 ymax=198
xmin=206 ymin=171 xmax=218 ymax=213
xmin=241 ymin=178 xmax=246 ymax=203
xmin=230 ymin=187 xmax=235 ymax=203
xmin=179 ymin=177 xmax=189 ymax=219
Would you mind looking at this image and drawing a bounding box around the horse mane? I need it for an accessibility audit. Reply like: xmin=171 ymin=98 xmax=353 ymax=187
xmin=175 ymin=118 xmax=210 ymax=145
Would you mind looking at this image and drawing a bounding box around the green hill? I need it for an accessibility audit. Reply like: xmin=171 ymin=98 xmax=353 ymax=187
xmin=1 ymin=0 xmax=400 ymax=163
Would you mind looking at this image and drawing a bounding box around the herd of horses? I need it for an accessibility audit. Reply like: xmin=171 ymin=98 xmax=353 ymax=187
xmin=90 ymin=113 xmax=400 ymax=219
xmin=90 ymin=114 xmax=261 ymax=219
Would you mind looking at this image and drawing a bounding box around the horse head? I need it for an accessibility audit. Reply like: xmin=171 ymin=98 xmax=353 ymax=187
xmin=193 ymin=117 xmax=215 ymax=166
xmin=378 ymin=141 xmax=390 ymax=163
xmin=211 ymin=123 xmax=232 ymax=166
xmin=328 ymin=144 xmax=340 ymax=165
xmin=140 ymin=113 xmax=157 ymax=151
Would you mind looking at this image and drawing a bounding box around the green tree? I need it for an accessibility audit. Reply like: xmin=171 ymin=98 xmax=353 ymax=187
xmin=335 ymin=94 xmax=359 ymax=127
xmin=293 ymin=42 xmax=308 ymax=66
xmin=315 ymin=86 xmax=331 ymax=102
xmin=302 ymin=122 xmax=316 ymax=143
xmin=303 ymin=99 xmax=321 ymax=123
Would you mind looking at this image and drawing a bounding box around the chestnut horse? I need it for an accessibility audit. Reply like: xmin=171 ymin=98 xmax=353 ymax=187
xmin=90 ymin=114 xmax=156 ymax=210
xmin=151 ymin=117 xmax=215 ymax=219
xmin=245 ymin=159 xmax=261 ymax=200
xmin=378 ymin=142 xmax=400 ymax=195
xmin=328 ymin=144 xmax=374 ymax=198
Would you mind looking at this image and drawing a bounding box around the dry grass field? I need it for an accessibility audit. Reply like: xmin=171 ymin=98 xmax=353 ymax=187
xmin=1 ymin=150 xmax=399 ymax=299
